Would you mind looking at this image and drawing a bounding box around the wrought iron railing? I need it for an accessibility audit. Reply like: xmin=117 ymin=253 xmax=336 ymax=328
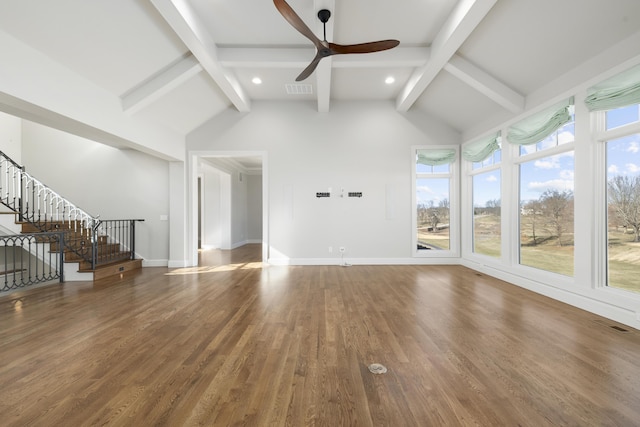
xmin=89 ymin=218 xmax=143 ymax=269
xmin=0 ymin=151 xmax=92 ymax=227
xmin=0 ymin=232 xmax=64 ymax=292
xmin=0 ymin=150 xmax=143 ymax=270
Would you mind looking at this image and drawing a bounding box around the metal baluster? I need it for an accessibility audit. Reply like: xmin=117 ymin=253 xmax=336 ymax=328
xmin=19 ymin=165 xmax=24 ymax=222
xmin=2 ymin=239 xmax=7 ymax=292
xmin=130 ymin=220 xmax=135 ymax=260
xmin=58 ymin=232 xmax=64 ymax=282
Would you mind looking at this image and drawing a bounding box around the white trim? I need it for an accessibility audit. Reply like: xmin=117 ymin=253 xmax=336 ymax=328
xmin=267 ymin=257 xmax=461 ymax=266
xmin=141 ymin=259 xmax=169 ymax=267
xmin=168 ymin=260 xmax=189 ymax=268
xmin=594 ymin=105 xmax=640 ymax=305
xmin=593 ymin=120 xmax=640 ymax=142
xmin=573 ymin=89 xmax=595 ymax=292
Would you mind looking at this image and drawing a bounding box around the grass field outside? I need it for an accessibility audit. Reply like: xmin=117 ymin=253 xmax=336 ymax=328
xmin=468 ymin=213 xmax=640 ymax=294
xmin=417 ymin=227 xmax=450 ymax=250
xmin=473 ymin=214 xmax=501 ymax=258
xmin=607 ymin=228 xmax=640 ymax=293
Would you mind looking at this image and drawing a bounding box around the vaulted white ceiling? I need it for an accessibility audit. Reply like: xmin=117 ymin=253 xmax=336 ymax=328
xmin=1 ymin=0 xmax=640 ymax=159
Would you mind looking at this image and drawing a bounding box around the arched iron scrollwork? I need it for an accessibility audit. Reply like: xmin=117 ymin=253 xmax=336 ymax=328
xmin=0 ymin=232 xmax=64 ymax=292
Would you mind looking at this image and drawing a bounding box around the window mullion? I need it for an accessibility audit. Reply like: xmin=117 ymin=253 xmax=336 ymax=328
xmin=515 ymin=142 xmax=575 ymax=165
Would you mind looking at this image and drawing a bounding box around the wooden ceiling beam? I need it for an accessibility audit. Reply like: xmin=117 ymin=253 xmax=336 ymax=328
xmin=150 ymin=0 xmax=251 ymax=112
xmin=121 ymin=53 xmax=202 ymax=115
xmin=396 ymin=0 xmax=498 ymax=112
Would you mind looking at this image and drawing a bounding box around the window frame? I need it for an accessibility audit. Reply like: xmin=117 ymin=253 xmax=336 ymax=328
xmin=468 ymin=160 xmax=502 ymax=260
xmin=594 ymin=107 xmax=640 ymax=294
xmin=412 ymin=145 xmax=460 ymax=258
xmin=513 ymin=116 xmax=576 ymax=276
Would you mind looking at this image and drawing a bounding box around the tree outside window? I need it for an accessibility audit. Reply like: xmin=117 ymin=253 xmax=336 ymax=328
xmin=606 ymin=133 xmax=640 ymax=293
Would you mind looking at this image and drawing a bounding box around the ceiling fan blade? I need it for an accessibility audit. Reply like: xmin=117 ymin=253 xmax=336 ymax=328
xmin=273 ymin=0 xmax=400 ymax=81
xmin=296 ymin=53 xmax=323 ymax=81
xmin=273 ymin=0 xmax=323 ymax=49
xmin=329 ymin=40 xmax=400 ymax=55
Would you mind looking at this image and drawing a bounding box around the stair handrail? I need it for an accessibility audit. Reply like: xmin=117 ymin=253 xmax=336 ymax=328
xmin=20 ymin=170 xmax=94 ymax=230
xmin=0 ymin=151 xmax=91 ymax=224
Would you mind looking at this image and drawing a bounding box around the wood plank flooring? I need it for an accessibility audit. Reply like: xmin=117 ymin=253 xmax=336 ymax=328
xmin=1 ymin=244 xmax=640 ymax=426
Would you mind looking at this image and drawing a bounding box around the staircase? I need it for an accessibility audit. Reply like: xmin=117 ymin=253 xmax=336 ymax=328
xmin=0 ymin=150 xmax=144 ymax=282
xmin=18 ymin=220 xmax=143 ymax=281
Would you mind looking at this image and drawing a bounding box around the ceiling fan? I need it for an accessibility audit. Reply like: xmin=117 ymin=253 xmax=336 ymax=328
xmin=273 ymin=0 xmax=400 ymax=81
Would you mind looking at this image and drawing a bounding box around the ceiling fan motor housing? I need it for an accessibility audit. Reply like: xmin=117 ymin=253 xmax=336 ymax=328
xmin=317 ymin=9 xmax=331 ymax=23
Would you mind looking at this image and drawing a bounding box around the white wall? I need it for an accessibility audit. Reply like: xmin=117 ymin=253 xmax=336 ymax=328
xmin=200 ymin=162 xmax=226 ymax=249
xmin=230 ymin=168 xmax=248 ymax=247
xmin=0 ymin=111 xmax=22 ymax=163
xmin=21 ymin=121 xmax=170 ymax=265
xmin=0 ymin=30 xmax=184 ymax=161
xmin=188 ymin=100 xmax=460 ymax=264
xmin=246 ymin=174 xmax=262 ymax=242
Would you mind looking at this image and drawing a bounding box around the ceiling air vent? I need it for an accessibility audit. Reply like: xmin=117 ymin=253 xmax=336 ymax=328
xmin=285 ymin=83 xmax=313 ymax=95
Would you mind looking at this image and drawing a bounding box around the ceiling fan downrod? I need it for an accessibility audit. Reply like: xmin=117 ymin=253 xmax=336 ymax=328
xmin=317 ymin=9 xmax=331 ymax=41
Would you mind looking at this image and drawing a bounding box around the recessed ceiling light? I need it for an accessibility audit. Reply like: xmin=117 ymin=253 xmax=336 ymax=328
xmin=385 ymin=76 xmax=395 ymax=85
xmin=252 ymin=77 xmax=262 ymax=85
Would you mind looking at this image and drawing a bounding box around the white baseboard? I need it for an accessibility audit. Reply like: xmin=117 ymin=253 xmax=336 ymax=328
xmin=142 ymin=259 xmax=168 ymax=267
xmin=168 ymin=260 xmax=189 ymax=268
xmin=266 ymin=257 xmax=460 ymax=266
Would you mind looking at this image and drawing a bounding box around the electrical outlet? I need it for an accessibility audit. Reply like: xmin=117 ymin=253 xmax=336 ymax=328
xmin=339 ymin=247 xmax=346 ymax=253
xmin=328 ymin=246 xmax=333 ymax=253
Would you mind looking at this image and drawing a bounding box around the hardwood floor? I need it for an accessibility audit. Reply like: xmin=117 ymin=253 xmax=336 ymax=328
xmin=1 ymin=244 xmax=640 ymax=426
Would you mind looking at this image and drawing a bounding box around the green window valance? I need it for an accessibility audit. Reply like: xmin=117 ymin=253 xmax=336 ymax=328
xmin=585 ymin=63 xmax=640 ymax=111
xmin=507 ymin=97 xmax=573 ymax=146
xmin=462 ymin=132 xmax=501 ymax=162
xmin=417 ymin=148 xmax=456 ymax=166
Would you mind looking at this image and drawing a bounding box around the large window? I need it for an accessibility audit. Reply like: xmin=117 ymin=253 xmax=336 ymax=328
xmin=586 ymin=64 xmax=640 ymax=294
xmin=519 ymin=153 xmax=575 ymax=276
xmin=465 ymin=134 xmax=502 ymax=258
xmin=510 ymin=99 xmax=575 ymax=276
xmin=414 ymin=147 xmax=457 ymax=254
xmin=605 ymin=124 xmax=640 ymax=294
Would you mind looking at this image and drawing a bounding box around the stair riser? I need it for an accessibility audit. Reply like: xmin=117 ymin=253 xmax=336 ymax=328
xmin=65 ymin=248 xmax=126 ymax=262
xmin=91 ymin=259 xmax=143 ymax=281
xmin=79 ymin=255 xmax=134 ymax=270
xmin=49 ymin=237 xmax=109 ymax=252
xmin=20 ymin=223 xmax=89 ymax=233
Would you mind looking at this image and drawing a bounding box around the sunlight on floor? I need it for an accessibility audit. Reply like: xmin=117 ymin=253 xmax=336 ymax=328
xmin=165 ymin=262 xmax=263 ymax=276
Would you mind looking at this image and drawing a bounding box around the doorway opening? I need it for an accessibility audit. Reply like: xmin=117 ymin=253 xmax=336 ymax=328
xmin=191 ymin=152 xmax=267 ymax=267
